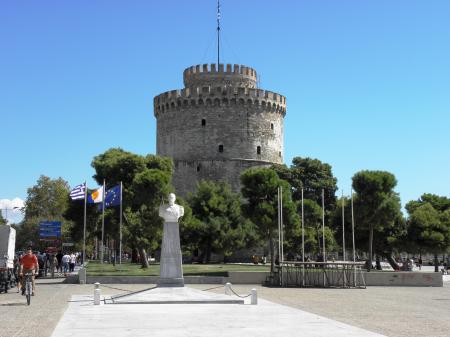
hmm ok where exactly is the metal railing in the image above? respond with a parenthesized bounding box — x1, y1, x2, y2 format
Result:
(266, 261, 366, 288)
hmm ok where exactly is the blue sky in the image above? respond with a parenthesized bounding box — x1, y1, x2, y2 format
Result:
(1, 0, 449, 222)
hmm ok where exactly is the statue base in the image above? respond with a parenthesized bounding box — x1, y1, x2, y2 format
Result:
(158, 221, 184, 288)
(157, 277, 185, 287)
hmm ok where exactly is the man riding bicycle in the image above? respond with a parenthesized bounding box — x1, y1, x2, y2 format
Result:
(19, 248, 39, 296)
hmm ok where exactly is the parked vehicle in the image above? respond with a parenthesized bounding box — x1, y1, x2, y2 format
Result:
(0, 225, 16, 293)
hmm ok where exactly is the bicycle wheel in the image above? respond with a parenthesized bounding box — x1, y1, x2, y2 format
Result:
(26, 281, 32, 305)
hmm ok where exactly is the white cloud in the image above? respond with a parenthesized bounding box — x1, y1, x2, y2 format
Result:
(0, 198, 25, 224)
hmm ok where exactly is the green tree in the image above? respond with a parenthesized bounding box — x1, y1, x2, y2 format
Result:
(185, 180, 256, 263)
(352, 170, 403, 271)
(330, 196, 405, 269)
(24, 175, 70, 221)
(299, 199, 337, 258)
(16, 175, 71, 250)
(90, 148, 173, 267)
(406, 194, 450, 272)
(241, 167, 299, 272)
(406, 194, 450, 214)
(274, 157, 338, 211)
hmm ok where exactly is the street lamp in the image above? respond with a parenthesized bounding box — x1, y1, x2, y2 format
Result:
(2, 206, 20, 225)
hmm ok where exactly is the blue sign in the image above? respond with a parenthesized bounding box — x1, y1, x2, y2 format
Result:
(39, 221, 62, 238)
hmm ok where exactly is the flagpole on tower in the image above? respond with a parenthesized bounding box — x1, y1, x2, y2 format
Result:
(119, 181, 123, 265)
(100, 179, 105, 264)
(217, 0, 221, 66)
(82, 181, 87, 266)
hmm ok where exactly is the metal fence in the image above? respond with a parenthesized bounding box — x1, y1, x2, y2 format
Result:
(266, 261, 366, 288)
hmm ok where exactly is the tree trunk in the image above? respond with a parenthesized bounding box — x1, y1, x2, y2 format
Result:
(131, 248, 138, 263)
(434, 254, 439, 273)
(139, 248, 149, 269)
(385, 254, 400, 270)
(375, 255, 382, 270)
(367, 225, 373, 272)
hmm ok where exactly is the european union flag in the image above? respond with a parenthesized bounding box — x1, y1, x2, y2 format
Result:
(98, 185, 121, 210)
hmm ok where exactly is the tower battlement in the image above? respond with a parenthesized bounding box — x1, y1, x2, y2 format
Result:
(154, 86, 286, 117)
(183, 63, 257, 88)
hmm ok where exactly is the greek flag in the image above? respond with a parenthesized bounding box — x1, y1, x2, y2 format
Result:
(70, 183, 86, 200)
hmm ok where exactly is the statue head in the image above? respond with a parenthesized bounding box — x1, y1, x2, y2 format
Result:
(168, 193, 176, 206)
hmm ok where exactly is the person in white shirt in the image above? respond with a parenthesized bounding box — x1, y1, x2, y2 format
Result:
(62, 253, 70, 276)
(69, 253, 76, 272)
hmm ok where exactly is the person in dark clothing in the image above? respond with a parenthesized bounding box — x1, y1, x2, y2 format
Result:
(56, 251, 63, 273)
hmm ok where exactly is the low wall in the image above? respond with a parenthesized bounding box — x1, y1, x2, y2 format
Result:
(83, 271, 442, 287)
(85, 275, 228, 284)
(363, 271, 442, 287)
(228, 271, 270, 284)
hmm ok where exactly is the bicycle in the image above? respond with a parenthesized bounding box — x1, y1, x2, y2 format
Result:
(22, 272, 33, 305)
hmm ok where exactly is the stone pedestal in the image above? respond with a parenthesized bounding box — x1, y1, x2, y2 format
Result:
(157, 221, 184, 287)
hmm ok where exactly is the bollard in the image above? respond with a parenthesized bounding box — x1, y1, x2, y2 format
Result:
(224, 282, 232, 295)
(94, 282, 101, 305)
(79, 267, 86, 285)
(250, 288, 257, 305)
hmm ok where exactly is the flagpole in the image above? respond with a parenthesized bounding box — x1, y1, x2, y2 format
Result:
(119, 181, 123, 265)
(351, 188, 356, 286)
(322, 189, 326, 261)
(100, 179, 105, 264)
(82, 181, 87, 266)
(280, 186, 284, 263)
(322, 188, 326, 287)
(301, 187, 305, 287)
(342, 190, 346, 262)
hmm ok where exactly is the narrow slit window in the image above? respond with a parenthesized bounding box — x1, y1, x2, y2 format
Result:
(201, 119, 206, 126)
(197, 165, 201, 172)
(257, 146, 261, 155)
(218, 144, 224, 153)
(270, 123, 274, 130)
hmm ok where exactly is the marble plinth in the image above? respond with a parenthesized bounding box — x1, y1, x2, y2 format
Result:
(158, 221, 184, 287)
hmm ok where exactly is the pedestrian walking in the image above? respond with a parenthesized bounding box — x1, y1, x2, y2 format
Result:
(56, 251, 63, 273)
(62, 253, 70, 276)
(69, 252, 76, 272)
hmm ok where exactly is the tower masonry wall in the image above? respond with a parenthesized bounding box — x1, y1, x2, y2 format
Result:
(154, 63, 287, 196)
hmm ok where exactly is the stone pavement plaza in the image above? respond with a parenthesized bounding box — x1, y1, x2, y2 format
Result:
(0, 278, 449, 337)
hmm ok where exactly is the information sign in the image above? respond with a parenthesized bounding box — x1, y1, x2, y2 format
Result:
(39, 221, 62, 239)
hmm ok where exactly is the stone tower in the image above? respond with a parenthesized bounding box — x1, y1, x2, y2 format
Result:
(153, 63, 286, 197)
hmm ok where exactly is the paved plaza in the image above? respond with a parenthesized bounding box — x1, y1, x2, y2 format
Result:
(0, 277, 449, 337)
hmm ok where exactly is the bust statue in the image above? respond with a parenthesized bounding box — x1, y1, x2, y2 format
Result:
(159, 193, 184, 223)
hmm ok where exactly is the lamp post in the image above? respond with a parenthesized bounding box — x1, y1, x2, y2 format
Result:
(2, 206, 20, 225)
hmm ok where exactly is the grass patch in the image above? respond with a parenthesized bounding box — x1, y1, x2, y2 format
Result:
(86, 260, 270, 276)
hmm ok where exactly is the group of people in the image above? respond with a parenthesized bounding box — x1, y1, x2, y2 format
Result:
(13, 248, 82, 296)
(58, 251, 79, 274)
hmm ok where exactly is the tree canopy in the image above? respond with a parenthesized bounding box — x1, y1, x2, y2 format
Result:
(89, 148, 174, 267)
(406, 194, 450, 271)
(184, 180, 256, 263)
(241, 167, 299, 271)
(16, 175, 71, 250)
(274, 157, 337, 211)
(352, 170, 403, 270)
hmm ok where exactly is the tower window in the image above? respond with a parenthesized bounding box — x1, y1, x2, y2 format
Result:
(257, 146, 261, 155)
(218, 144, 224, 153)
(279, 151, 282, 157)
(197, 165, 201, 172)
(201, 119, 206, 126)
(270, 123, 274, 130)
